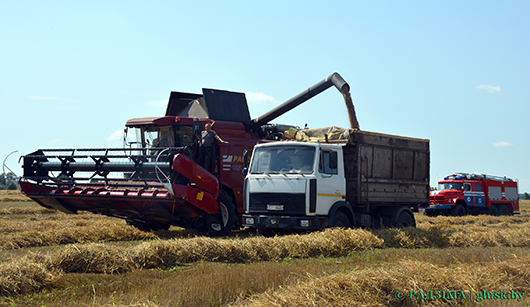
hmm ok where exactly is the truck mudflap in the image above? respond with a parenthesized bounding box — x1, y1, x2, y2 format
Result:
(242, 214, 322, 230)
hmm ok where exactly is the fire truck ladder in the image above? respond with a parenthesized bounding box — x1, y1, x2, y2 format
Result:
(455, 172, 514, 182)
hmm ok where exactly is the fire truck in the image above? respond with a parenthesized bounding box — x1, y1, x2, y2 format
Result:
(421, 173, 519, 216)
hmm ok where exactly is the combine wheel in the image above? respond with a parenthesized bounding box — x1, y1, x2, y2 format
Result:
(203, 191, 236, 236)
(488, 205, 499, 216)
(330, 211, 351, 228)
(451, 204, 466, 217)
(498, 205, 511, 216)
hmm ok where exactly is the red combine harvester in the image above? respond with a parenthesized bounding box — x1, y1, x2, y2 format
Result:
(18, 73, 351, 236)
(421, 173, 520, 216)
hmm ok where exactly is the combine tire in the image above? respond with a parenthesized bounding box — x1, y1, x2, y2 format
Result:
(451, 204, 466, 217)
(203, 191, 236, 236)
(330, 211, 351, 228)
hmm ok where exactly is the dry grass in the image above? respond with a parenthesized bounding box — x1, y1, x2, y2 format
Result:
(0, 192, 529, 306)
(0, 219, 158, 250)
(0, 253, 61, 296)
(234, 258, 530, 307)
(0, 190, 30, 202)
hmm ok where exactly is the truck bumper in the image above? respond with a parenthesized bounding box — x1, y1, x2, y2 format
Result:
(420, 205, 452, 210)
(242, 214, 321, 230)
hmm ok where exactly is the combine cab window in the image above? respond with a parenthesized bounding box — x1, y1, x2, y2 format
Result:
(129, 125, 194, 149)
(141, 126, 175, 149)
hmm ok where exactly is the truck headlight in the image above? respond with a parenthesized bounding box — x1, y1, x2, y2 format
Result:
(245, 217, 254, 225)
(300, 220, 310, 227)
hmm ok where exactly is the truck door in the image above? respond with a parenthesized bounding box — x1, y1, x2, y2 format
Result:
(474, 183, 485, 207)
(315, 149, 345, 215)
(463, 183, 474, 208)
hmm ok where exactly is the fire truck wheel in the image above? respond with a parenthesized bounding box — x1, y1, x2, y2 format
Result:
(488, 205, 499, 216)
(203, 192, 236, 237)
(330, 211, 351, 228)
(498, 205, 511, 216)
(451, 204, 466, 217)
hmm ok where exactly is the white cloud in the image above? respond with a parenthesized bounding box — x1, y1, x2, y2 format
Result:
(492, 141, 514, 148)
(245, 92, 279, 105)
(476, 84, 502, 93)
(108, 130, 124, 142)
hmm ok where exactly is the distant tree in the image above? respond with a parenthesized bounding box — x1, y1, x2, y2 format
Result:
(524, 192, 530, 200)
(0, 172, 18, 190)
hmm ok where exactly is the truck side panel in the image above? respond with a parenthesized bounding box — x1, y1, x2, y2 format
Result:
(344, 131, 430, 210)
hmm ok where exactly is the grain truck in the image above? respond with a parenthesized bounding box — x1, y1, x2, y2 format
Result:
(242, 129, 430, 231)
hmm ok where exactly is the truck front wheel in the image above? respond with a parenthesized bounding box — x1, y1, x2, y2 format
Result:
(451, 204, 466, 217)
(330, 211, 351, 228)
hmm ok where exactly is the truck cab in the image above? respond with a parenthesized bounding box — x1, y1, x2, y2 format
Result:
(243, 142, 347, 230)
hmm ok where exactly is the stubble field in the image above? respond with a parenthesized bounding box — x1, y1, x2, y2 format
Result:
(1, 190, 529, 306)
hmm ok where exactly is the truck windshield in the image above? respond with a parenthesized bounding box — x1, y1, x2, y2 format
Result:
(250, 146, 316, 174)
(438, 182, 464, 190)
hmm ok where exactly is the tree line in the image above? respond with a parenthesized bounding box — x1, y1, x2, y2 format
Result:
(0, 172, 19, 190)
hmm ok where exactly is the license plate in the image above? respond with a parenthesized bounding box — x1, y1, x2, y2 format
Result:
(267, 204, 284, 211)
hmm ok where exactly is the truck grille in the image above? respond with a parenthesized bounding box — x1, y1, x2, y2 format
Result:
(430, 195, 445, 204)
(249, 193, 306, 215)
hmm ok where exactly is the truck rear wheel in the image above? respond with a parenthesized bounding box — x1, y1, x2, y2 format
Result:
(330, 211, 351, 228)
(498, 205, 511, 216)
(203, 191, 236, 236)
(451, 204, 466, 217)
(393, 208, 416, 228)
(488, 205, 498, 216)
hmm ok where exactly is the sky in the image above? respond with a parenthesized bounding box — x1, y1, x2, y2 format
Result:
(1, 1, 529, 192)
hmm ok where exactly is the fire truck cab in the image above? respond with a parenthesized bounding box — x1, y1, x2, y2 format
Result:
(421, 173, 519, 216)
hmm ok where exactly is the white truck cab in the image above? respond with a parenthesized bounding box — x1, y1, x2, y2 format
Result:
(243, 141, 349, 230)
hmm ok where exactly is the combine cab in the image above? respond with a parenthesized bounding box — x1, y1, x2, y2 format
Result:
(18, 73, 352, 235)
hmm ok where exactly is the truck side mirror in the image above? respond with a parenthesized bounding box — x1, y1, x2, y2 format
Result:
(242, 149, 250, 176)
(329, 151, 338, 169)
